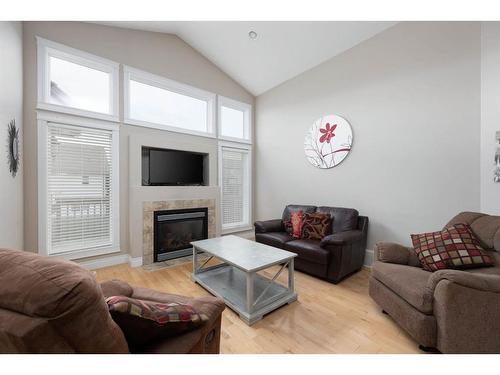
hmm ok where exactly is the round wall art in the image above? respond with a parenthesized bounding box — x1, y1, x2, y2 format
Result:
(304, 114, 353, 169)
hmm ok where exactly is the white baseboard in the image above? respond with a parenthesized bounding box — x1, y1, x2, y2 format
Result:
(78, 254, 129, 270)
(128, 256, 143, 267)
(364, 249, 374, 267)
(78, 254, 143, 270)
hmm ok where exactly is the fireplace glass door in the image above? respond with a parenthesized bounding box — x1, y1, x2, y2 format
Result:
(154, 208, 208, 262)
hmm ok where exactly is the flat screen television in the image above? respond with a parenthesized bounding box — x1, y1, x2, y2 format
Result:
(142, 147, 207, 186)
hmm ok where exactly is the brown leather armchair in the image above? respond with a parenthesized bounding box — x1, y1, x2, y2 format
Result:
(0, 249, 225, 354)
(369, 212, 500, 353)
(255, 204, 369, 283)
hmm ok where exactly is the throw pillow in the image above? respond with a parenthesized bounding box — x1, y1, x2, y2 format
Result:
(106, 295, 208, 349)
(289, 211, 304, 238)
(411, 223, 494, 272)
(301, 212, 332, 240)
(284, 210, 304, 238)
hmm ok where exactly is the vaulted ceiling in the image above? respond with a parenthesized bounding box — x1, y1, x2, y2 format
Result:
(97, 21, 396, 96)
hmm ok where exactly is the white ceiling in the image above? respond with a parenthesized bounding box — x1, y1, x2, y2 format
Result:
(97, 21, 397, 96)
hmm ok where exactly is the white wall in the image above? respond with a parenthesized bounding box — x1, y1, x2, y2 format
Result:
(481, 22, 500, 215)
(22, 22, 254, 255)
(255, 22, 481, 252)
(0, 22, 23, 249)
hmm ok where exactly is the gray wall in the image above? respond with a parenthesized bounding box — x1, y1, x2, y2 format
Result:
(255, 22, 481, 252)
(22, 22, 254, 254)
(480, 22, 500, 215)
(0, 21, 23, 249)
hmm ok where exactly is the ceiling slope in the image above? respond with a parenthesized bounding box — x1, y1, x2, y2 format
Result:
(97, 21, 397, 95)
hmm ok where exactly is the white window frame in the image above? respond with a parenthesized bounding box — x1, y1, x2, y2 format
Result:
(36, 37, 120, 122)
(217, 96, 252, 144)
(123, 66, 217, 138)
(218, 141, 253, 234)
(37, 111, 121, 260)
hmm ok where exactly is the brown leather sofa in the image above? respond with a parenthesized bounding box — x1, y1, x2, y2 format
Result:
(369, 212, 500, 353)
(255, 204, 369, 283)
(0, 248, 225, 354)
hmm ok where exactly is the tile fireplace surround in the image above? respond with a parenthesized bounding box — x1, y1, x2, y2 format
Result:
(142, 199, 216, 265)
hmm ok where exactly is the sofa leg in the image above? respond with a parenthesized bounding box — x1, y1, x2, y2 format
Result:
(418, 345, 440, 354)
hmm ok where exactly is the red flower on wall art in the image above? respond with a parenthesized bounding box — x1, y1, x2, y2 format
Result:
(304, 115, 353, 169)
(319, 123, 337, 143)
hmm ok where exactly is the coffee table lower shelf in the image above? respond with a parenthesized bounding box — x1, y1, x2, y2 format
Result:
(193, 264, 297, 325)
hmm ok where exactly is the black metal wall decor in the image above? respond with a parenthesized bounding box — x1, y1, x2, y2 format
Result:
(6, 119, 20, 178)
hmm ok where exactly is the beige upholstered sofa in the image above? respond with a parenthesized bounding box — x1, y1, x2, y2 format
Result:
(369, 212, 500, 353)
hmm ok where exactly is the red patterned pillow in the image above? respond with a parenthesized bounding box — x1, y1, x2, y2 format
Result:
(289, 211, 304, 238)
(301, 212, 332, 240)
(411, 223, 494, 272)
(284, 211, 304, 238)
(106, 296, 207, 349)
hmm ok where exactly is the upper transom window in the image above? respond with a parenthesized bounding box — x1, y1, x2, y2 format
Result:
(218, 96, 252, 143)
(37, 37, 119, 120)
(124, 66, 216, 137)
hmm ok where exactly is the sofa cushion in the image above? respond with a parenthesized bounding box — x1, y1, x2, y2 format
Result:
(282, 204, 317, 222)
(316, 206, 358, 234)
(301, 212, 332, 240)
(371, 261, 434, 314)
(255, 232, 294, 249)
(294, 258, 328, 279)
(284, 239, 329, 264)
(445, 212, 500, 252)
(106, 295, 207, 350)
(466, 251, 500, 276)
(411, 224, 494, 272)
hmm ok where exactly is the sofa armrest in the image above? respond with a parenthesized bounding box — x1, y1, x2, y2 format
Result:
(126, 287, 224, 354)
(427, 269, 500, 294)
(431, 270, 500, 353)
(254, 219, 283, 233)
(320, 230, 364, 247)
(131, 287, 226, 320)
(100, 279, 133, 298)
(374, 242, 420, 266)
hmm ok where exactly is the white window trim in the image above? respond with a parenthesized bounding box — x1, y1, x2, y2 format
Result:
(36, 36, 120, 122)
(217, 95, 252, 144)
(37, 110, 121, 260)
(218, 141, 253, 234)
(123, 65, 217, 139)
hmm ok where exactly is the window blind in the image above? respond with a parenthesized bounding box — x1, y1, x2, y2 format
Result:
(46, 123, 114, 254)
(221, 147, 248, 228)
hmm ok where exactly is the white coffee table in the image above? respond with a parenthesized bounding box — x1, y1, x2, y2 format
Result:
(191, 235, 297, 326)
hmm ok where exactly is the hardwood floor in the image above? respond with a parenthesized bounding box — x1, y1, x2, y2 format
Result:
(95, 262, 420, 354)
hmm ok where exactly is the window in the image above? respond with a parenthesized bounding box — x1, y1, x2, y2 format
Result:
(218, 96, 252, 142)
(124, 66, 216, 137)
(218, 98, 252, 233)
(37, 37, 119, 120)
(38, 119, 119, 259)
(219, 142, 252, 233)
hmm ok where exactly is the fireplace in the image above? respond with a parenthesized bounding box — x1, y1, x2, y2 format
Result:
(154, 207, 208, 262)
